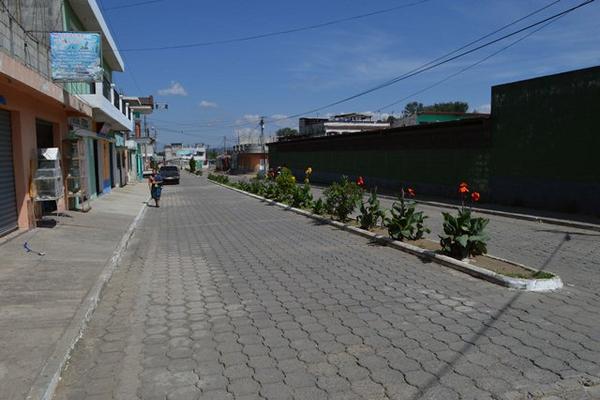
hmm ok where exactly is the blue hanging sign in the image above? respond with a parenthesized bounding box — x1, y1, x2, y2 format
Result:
(50, 32, 103, 82)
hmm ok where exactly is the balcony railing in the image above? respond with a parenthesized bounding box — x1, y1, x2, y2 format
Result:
(102, 77, 111, 100)
(113, 88, 120, 108)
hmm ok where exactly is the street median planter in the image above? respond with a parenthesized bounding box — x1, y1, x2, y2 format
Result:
(209, 179, 563, 292)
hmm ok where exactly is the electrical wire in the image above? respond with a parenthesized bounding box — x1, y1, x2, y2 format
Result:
(377, 10, 573, 112)
(271, 0, 594, 124)
(120, 0, 434, 52)
(146, 0, 595, 142)
(144, 0, 576, 132)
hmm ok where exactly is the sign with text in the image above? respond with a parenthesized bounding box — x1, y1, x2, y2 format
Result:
(50, 32, 102, 82)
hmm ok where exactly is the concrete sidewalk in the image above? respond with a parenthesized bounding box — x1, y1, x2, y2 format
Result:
(0, 183, 149, 400)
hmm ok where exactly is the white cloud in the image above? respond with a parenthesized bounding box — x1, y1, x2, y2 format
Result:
(234, 127, 260, 144)
(475, 104, 491, 114)
(158, 81, 188, 96)
(270, 114, 292, 128)
(199, 100, 218, 108)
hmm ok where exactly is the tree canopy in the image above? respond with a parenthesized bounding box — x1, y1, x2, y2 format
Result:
(404, 101, 469, 116)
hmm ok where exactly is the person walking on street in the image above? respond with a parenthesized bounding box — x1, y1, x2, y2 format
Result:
(148, 168, 164, 207)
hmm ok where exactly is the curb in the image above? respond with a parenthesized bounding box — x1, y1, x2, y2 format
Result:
(26, 198, 150, 400)
(211, 181, 563, 292)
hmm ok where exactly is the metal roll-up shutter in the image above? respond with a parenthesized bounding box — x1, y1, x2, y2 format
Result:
(0, 109, 18, 236)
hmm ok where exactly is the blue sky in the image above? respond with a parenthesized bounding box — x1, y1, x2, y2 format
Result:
(99, 0, 600, 148)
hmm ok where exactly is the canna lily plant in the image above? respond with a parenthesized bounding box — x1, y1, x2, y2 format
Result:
(357, 188, 386, 230)
(384, 187, 430, 241)
(439, 182, 489, 259)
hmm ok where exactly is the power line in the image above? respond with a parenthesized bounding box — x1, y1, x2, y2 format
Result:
(377, 10, 573, 112)
(144, 0, 594, 137)
(140, 0, 573, 132)
(265, 0, 594, 124)
(120, 0, 434, 52)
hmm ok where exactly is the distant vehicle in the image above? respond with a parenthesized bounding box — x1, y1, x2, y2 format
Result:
(159, 165, 180, 184)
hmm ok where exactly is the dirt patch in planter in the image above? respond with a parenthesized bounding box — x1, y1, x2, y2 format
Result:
(408, 239, 548, 279)
(348, 223, 551, 280)
(470, 255, 553, 279)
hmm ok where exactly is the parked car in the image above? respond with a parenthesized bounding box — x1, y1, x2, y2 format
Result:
(159, 165, 180, 184)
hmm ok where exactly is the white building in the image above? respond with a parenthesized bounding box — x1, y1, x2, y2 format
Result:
(299, 113, 390, 137)
(164, 143, 207, 169)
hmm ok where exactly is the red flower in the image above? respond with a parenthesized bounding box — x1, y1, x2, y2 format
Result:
(356, 176, 365, 187)
(471, 192, 481, 202)
(406, 187, 416, 197)
(458, 185, 469, 194)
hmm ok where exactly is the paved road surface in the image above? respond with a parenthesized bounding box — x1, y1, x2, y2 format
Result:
(54, 175, 600, 399)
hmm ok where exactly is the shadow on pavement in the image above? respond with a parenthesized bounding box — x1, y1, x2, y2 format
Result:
(411, 233, 571, 399)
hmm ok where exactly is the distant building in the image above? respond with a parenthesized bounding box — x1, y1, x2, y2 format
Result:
(299, 113, 390, 137)
(232, 143, 266, 173)
(391, 111, 488, 128)
(164, 143, 207, 169)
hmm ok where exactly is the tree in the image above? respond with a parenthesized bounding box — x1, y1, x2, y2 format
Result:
(403, 101, 424, 116)
(423, 101, 469, 113)
(189, 157, 196, 172)
(276, 127, 299, 138)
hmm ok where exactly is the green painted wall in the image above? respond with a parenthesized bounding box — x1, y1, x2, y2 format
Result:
(490, 66, 600, 214)
(63, 1, 113, 95)
(270, 67, 600, 215)
(270, 148, 490, 195)
(86, 137, 97, 199)
(417, 114, 465, 124)
(270, 119, 492, 197)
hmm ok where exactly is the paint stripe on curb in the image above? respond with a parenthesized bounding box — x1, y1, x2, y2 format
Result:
(211, 181, 563, 292)
(26, 198, 150, 400)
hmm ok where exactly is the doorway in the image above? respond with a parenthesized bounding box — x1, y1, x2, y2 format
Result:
(92, 140, 101, 195)
(35, 119, 54, 149)
(0, 110, 17, 236)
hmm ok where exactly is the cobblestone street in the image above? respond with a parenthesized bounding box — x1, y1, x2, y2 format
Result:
(54, 175, 600, 400)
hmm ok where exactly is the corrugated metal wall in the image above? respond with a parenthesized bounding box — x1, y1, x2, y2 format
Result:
(0, 109, 18, 235)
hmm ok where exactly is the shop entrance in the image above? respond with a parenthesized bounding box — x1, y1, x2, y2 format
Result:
(35, 119, 56, 214)
(35, 119, 54, 149)
(92, 140, 101, 195)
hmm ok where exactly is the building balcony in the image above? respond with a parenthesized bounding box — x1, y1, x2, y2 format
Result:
(78, 81, 133, 131)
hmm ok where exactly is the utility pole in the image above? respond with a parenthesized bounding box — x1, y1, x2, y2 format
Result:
(223, 135, 226, 155)
(260, 116, 266, 173)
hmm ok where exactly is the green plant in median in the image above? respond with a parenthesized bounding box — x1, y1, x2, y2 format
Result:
(249, 179, 267, 196)
(207, 173, 230, 185)
(290, 167, 314, 208)
(264, 182, 279, 199)
(385, 188, 430, 241)
(439, 182, 489, 259)
(312, 198, 326, 215)
(357, 189, 386, 230)
(323, 176, 363, 221)
(273, 167, 297, 204)
(291, 182, 313, 208)
(189, 157, 196, 173)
